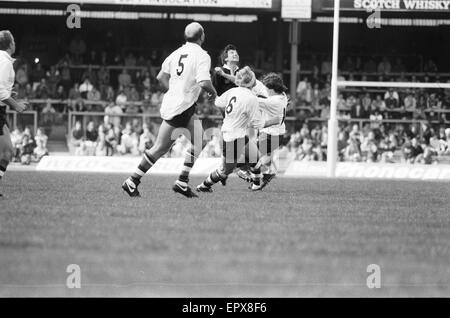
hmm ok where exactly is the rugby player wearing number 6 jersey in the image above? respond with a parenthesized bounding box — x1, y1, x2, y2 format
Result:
(122, 22, 217, 198)
(196, 66, 281, 193)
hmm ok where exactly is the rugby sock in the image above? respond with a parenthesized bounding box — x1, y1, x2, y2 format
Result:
(178, 148, 197, 184)
(0, 166, 5, 179)
(131, 152, 156, 183)
(0, 161, 7, 180)
(203, 169, 225, 188)
(250, 166, 262, 186)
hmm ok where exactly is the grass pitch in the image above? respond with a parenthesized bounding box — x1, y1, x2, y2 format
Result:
(0, 171, 449, 297)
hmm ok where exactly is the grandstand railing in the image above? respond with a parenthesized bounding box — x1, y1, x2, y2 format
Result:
(6, 110, 38, 133)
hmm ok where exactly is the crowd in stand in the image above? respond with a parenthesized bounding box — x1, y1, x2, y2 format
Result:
(9, 127, 49, 165)
(9, 42, 450, 164)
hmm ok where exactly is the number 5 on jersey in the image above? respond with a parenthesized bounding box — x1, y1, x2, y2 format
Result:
(176, 54, 188, 76)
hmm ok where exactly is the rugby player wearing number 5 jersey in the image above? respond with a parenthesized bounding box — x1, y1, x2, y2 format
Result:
(0, 30, 28, 197)
(122, 22, 217, 198)
(196, 66, 281, 193)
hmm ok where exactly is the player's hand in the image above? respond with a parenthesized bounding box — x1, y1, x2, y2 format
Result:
(13, 101, 28, 113)
(214, 67, 225, 77)
(11, 91, 18, 99)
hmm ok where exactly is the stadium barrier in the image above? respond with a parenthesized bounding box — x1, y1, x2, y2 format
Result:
(34, 155, 450, 181)
(6, 110, 38, 132)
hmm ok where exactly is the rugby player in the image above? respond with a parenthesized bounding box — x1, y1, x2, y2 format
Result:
(212, 44, 240, 96)
(122, 22, 217, 198)
(0, 30, 28, 197)
(196, 66, 281, 193)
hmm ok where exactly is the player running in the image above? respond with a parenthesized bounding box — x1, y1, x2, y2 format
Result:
(0, 30, 27, 197)
(122, 22, 217, 198)
(196, 66, 281, 193)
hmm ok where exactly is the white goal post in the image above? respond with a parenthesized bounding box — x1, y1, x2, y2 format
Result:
(326, 0, 450, 177)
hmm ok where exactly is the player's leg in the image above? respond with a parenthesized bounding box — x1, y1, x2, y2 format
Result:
(171, 114, 208, 198)
(122, 120, 176, 197)
(0, 124, 14, 197)
(245, 139, 263, 191)
(197, 137, 246, 192)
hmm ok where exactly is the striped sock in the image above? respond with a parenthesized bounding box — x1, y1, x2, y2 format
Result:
(178, 148, 197, 183)
(250, 166, 262, 186)
(203, 169, 225, 187)
(0, 164, 6, 179)
(131, 152, 156, 183)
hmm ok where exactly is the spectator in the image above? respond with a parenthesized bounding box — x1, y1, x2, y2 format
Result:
(84, 121, 99, 156)
(377, 57, 392, 74)
(87, 86, 101, 102)
(402, 137, 423, 163)
(19, 134, 35, 165)
(70, 121, 84, 155)
(68, 83, 84, 111)
(79, 78, 93, 99)
(118, 68, 132, 87)
(35, 78, 50, 99)
(34, 128, 49, 161)
(115, 90, 128, 108)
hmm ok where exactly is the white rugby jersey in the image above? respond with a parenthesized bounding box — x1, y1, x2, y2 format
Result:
(215, 87, 263, 142)
(258, 92, 287, 136)
(0, 50, 15, 101)
(252, 79, 269, 98)
(160, 42, 211, 120)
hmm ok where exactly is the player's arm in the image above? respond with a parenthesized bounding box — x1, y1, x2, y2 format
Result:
(214, 92, 227, 109)
(0, 62, 27, 112)
(0, 97, 28, 113)
(214, 67, 236, 84)
(156, 54, 172, 92)
(249, 99, 281, 129)
(197, 54, 217, 101)
(156, 70, 170, 92)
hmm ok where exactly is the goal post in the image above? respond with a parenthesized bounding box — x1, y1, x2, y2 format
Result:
(327, 0, 341, 177)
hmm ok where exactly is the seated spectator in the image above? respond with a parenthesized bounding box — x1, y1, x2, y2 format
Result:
(68, 83, 84, 111)
(59, 61, 72, 91)
(379, 133, 398, 163)
(71, 121, 85, 155)
(35, 78, 51, 99)
(385, 89, 399, 110)
(296, 137, 317, 161)
(361, 131, 379, 162)
(344, 134, 362, 162)
(124, 53, 137, 67)
(377, 57, 392, 74)
(117, 122, 139, 155)
(34, 128, 49, 161)
(87, 86, 101, 102)
(104, 102, 123, 128)
(30, 63, 45, 84)
(403, 90, 417, 111)
(79, 78, 93, 99)
(115, 90, 128, 108)
(392, 57, 406, 73)
(402, 137, 423, 163)
(84, 121, 99, 156)
(118, 68, 132, 87)
(138, 123, 156, 153)
(296, 77, 309, 99)
(97, 66, 110, 86)
(10, 128, 23, 162)
(46, 65, 61, 95)
(19, 134, 35, 165)
(342, 56, 355, 72)
(15, 64, 29, 87)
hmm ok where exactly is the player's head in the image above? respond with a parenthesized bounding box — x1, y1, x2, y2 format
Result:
(235, 66, 256, 89)
(262, 73, 287, 94)
(220, 44, 239, 65)
(0, 30, 15, 55)
(184, 22, 205, 45)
